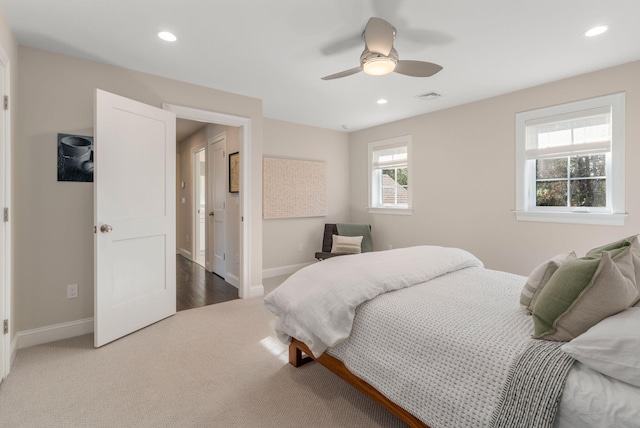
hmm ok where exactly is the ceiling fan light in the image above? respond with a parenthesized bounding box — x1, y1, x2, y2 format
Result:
(363, 57, 397, 76)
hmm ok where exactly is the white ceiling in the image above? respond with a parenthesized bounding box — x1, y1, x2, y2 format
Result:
(2, 0, 640, 132)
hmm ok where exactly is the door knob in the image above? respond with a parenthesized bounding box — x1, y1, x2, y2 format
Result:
(209, 212, 214, 216)
(100, 224, 113, 233)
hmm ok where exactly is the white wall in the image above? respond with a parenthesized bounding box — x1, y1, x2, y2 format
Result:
(14, 46, 263, 333)
(262, 118, 350, 274)
(348, 60, 640, 276)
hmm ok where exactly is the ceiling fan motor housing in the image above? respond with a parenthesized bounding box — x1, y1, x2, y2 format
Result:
(361, 48, 399, 76)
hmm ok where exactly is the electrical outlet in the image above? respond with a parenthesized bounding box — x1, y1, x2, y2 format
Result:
(297, 243, 303, 252)
(387, 244, 393, 250)
(67, 284, 78, 299)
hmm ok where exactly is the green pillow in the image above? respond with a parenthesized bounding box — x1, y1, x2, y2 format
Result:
(587, 235, 640, 306)
(586, 234, 639, 256)
(533, 244, 639, 341)
(519, 251, 576, 315)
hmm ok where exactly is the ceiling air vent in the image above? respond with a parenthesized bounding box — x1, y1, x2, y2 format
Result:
(417, 91, 442, 101)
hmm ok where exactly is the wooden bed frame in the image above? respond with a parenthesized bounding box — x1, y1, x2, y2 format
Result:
(289, 338, 429, 428)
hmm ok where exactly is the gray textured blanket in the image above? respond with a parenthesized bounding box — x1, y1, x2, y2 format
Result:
(491, 340, 575, 428)
(327, 267, 574, 428)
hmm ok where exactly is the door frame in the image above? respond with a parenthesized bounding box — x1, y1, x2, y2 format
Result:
(163, 104, 253, 299)
(0, 41, 12, 380)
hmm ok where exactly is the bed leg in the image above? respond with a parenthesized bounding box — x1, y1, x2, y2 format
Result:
(289, 340, 313, 367)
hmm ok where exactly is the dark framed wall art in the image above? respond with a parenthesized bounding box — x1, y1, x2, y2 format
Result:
(57, 133, 94, 182)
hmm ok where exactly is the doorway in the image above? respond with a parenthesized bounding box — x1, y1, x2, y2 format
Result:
(175, 121, 240, 310)
(178, 128, 230, 280)
(193, 147, 206, 268)
(166, 103, 257, 298)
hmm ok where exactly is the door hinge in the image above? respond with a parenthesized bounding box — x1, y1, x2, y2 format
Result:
(3, 207, 8, 222)
(223, 253, 226, 261)
(3, 319, 8, 334)
(3, 95, 8, 111)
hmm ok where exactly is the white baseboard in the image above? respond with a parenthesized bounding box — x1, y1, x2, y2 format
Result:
(226, 272, 240, 288)
(262, 262, 314, 279)
(247, 284, 264, 298)
(18, 318, 94, 349)
(178, 248, 192, 259)
(10, 334, 18, 368)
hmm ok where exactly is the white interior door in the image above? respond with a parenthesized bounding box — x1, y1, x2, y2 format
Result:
(94, 89, 176, 348)
(207, 135, 226, 278)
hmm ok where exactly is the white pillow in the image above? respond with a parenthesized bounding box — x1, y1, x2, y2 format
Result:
(561, 307, 640, 386)
(331, 235, 363, 254)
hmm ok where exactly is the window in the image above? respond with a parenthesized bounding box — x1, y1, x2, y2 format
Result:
(368, 136, 412, 215)
(515, 93, 625, 225)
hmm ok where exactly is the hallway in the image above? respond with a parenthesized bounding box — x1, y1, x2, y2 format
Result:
(176, 255, 238, 311)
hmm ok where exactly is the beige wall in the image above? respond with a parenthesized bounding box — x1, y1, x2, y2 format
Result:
(176, 124, 241, 283)
(15, 46, 263, 332)
(262, 118, 350, 272)
(0, 10, 17, 345)
(349, 60, 640, 276)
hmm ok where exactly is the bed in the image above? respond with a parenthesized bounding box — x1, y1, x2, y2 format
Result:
(264, 244, 640, 428)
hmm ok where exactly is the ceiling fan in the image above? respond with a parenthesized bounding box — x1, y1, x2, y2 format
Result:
(321, 17, 443, 80)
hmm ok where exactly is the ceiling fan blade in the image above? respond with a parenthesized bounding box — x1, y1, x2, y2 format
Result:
(320, 33, 364, 56)
(394, 60, 443, 77)
(363, 17, 394, 55)
(321, 67, 363, 80)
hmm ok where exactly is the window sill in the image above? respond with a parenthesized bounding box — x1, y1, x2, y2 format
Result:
(368, 207, 413, 216)
(514, 210, 627, 226)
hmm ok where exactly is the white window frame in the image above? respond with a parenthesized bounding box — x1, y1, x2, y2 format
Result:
(368, 135, 413, 215)
(515, 93, 626, 226)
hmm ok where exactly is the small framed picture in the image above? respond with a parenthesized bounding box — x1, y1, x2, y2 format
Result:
(57, 133, 94, 182)
(229, 151, 239, 193)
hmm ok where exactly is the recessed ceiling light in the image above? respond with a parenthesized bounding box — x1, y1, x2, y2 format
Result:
(158, 31, 177, 42)
(377, 99, 388, 105)
(584, 25, 608, 37)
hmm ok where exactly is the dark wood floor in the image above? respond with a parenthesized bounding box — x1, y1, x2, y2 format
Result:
(176, 254, 239, 312)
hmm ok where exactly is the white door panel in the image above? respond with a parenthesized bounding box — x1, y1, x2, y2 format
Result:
(208, 136, 226, 278)
(94, 89, 176, 348)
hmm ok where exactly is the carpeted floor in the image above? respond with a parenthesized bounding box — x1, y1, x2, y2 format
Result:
(0, 280, 407, 428)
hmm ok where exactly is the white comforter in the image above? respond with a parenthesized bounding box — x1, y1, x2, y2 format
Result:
(263, 246, 483, 357)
